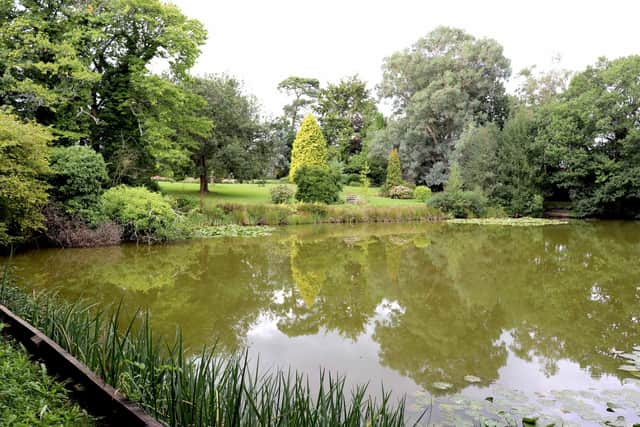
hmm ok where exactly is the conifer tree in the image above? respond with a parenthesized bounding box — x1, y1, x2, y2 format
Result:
(384, 148, 403, 192)
(289, 114, 328, 182)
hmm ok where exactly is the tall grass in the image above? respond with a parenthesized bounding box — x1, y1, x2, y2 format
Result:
(0, 268, 414, 426)
(192, 203, 445, 227)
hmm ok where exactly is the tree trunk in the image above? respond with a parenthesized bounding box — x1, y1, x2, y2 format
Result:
(199, 155, 208, 193)
(199, 174, 208, 193)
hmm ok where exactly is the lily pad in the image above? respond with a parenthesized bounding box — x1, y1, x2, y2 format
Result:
(464, 375, 482, 383)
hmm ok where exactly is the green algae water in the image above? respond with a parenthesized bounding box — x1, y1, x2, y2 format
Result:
(6, 221, 640, 425)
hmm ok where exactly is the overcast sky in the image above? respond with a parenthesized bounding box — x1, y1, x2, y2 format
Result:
(171, 0, 640, 117)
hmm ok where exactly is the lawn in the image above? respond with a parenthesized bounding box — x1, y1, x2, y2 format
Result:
(159, 182, 425, 207)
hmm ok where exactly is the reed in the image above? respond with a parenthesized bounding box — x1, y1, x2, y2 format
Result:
(0, 268, 414, 426)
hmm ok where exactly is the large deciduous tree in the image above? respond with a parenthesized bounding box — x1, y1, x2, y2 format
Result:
(0, 0, 207, 185)
(186, 74, 262, 193)
(314, 76, 379, 162)
(537, 56, 640, 218)
(374, 26, 511, 187)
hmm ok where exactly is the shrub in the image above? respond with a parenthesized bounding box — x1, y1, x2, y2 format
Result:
(172, 196, 200, 213)
(294, 165, 342, 204)
(270, 185, 295, 204)
(101, 186, 191, 243)
(43, 205, 121, 248)
(48, 146, 108, 222)
(289, 114, 328, 182)
(427, 190, 488, 218)
(388, 185, 413, 199)
(413, 186, 432, 202)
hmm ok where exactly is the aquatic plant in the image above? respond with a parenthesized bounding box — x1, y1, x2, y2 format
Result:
(0, 269, 411, 426)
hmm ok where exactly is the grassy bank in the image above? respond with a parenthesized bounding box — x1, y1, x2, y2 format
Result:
(162, 182, 443, 227)
(160, 182, 424, 207)
(0, 270, 411, 426)
(0, 327, 90, 426)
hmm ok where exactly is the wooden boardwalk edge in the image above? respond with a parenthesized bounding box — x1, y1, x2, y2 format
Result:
(0, 304, 163, 427)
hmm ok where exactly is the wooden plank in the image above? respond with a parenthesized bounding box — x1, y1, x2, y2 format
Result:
(0, 304, 163, 427)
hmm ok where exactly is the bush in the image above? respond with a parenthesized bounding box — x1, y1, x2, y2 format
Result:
(48, 146, 108, 222)
(0, 111, 51, 245)
(294, 165, 342, 204)
(172, 196, 200, 213)
(270, 185, 295, 204)
(388, 185, 413, 199)
(413, 186, 432, 202)
(43, 205, 121, 248)
(101, 186, 191, 243)
(427, 190, 488, 218)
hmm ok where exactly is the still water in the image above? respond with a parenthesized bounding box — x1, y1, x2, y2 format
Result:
(7, 222, 640, 425)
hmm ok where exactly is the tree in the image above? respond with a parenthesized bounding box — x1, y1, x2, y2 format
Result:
(375, 27, 511, 186)
(314, 76, 379, 162)
(493, 108, 544, 216)
(384, 149, 404, 192)
(516, 61, 572, 107)
(0, 0, 207, 185)
(278, 77, 320, 130)
(289, 114, 328, 182)
(0, 111, 51, 245)
(453, 123, 500, 193)
(537, 56, 640, 218)
(186, 74, 262, 192)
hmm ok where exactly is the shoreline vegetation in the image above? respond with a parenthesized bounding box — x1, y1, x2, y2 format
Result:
(0, 325, 91, 425)
(0, 270, 412, 427)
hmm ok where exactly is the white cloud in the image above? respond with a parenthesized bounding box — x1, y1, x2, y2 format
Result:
(171, 0, 640, 116)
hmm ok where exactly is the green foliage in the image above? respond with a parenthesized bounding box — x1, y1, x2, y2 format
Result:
(0, 111, 51, 245)
(492, 108, 544, 217)
(0, 330, 89, 425)
(428, 191, 488, 218)
(384, 149, 404, 193)
(314, 76, 379, 162)
(289, 114, 329, 182)
(445, 163, 463, 193)
(388, 185, 413, 199)
(536, 56, 640, 218)
(375, 26, 511, 185)
(270, 185, 295, 204)
(454, 123, 499, 193)
(0, 0, 207, 185)
(186, 74, 263, 191)
(294, 165, 343, 204)
(48, 146, 108, 221)
(413, 186, 432, 202)
(100, 186, 191, 243)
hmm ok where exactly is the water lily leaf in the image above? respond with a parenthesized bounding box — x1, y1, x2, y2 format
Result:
(432, 382, 453, 390)
(522, 416, 538, 425)
(464, 375, 482, 383)
(618, 365, 640, 372)
(485, 396, 494, 403)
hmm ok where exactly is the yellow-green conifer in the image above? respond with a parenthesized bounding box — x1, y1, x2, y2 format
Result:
(288, 114, 328, 182)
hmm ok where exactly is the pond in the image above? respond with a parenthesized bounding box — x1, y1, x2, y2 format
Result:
(6, 222, 640, 426)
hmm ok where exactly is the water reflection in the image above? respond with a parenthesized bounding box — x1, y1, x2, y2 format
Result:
(7, 221, 640, 422)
